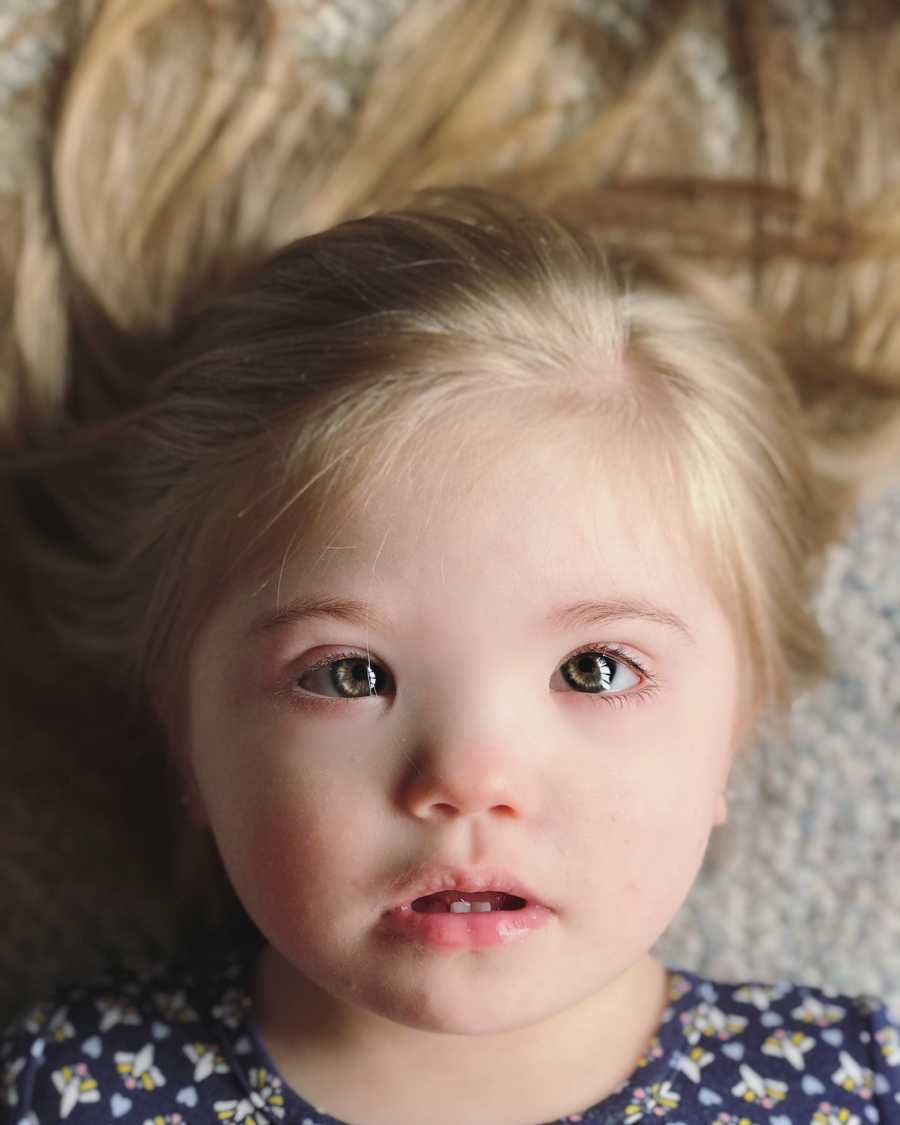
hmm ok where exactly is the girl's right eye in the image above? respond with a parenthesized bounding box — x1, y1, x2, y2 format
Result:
(295, 651, 393, 700)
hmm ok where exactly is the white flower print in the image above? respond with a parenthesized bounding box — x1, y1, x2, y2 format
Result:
(50, 1062, 101, 1119)
(212, 988, 251, 1030)
(730, 1063, 788, 1108)
(875, 1024, 900, 1067)
(624, 1079, 680, 1121)
(733, 983, 791, 1011)
(668, 974, 693, 1003)
(2, 1056, 25, 1107)
(214, 1095, 268, 1123)
(761, 1026, 816, 1069)
(22, 1003, 55, 1036)
(183, 1041, 232, 1083)
(154, 990, 201, 1024)
(44, 1008, 76, 1045)
(830, 1050, 875, 1099)
(792, 996, 847, 1027)
(248, 1066, 286, 1120)
(96, 995, 143, 1033)
(674, 1044, 715, 1083)
(811, 1103, 862, 1125)
(681, 1002, 748, 1043)
(115, 1042, 166, 1092)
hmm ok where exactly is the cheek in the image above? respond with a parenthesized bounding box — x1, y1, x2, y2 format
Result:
(208, 764, 381, 940)
(564, 720, 725, 929)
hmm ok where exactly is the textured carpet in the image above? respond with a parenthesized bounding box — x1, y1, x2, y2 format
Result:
(657, 480, 900, 1013)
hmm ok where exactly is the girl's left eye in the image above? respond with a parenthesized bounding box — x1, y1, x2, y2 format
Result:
(555, 644, 659, 710)
(286, 644, 659, 711)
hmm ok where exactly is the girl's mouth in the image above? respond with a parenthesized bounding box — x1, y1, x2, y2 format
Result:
(382, 890, 550, 949)
(411, 891, 528, 913)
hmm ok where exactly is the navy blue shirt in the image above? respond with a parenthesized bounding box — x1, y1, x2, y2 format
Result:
(3, 928, 900, 1124)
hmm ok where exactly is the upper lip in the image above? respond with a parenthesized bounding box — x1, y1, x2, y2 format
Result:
(387, 865, 545, 911)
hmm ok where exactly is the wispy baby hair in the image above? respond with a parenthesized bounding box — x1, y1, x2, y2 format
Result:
(4, 186, 841, 761)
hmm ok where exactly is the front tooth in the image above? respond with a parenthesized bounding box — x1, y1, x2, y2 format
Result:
(450, 900, 471, 913)
(471, 901, 491, 912)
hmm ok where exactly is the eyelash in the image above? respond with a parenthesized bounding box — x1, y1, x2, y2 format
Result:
(282, 643, 660, 712)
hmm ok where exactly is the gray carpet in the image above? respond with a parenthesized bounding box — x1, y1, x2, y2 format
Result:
(656, 480, 900, 1013)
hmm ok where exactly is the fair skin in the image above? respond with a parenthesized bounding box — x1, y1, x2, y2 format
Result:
(183, 396, 754, 1125)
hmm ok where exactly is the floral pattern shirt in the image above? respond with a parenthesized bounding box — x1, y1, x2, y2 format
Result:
(3, 929, 900, 1125)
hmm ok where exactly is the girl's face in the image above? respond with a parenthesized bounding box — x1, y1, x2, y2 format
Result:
(186, 400, 747, 1039)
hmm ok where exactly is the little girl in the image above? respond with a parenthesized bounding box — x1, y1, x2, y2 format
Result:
(2, 184, 900, 1125)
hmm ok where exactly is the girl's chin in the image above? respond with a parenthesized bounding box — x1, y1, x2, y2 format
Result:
(257, 945, 575, 1037)
(342, 989, 567, 1038)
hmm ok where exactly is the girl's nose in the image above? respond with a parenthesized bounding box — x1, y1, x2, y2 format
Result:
(397, 741, 540, 821)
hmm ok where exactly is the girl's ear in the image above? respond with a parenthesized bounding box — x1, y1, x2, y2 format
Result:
(148, 672, 211, 831)
(181, 774, 211, 831)
(713, 791, 729, 827)
(172, 739, 211, 831)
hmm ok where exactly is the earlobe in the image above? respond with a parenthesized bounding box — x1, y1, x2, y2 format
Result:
(713, 791, 729, 826)
(175, 752, 210, 830)
(146, 674, 209, 828)
(182, 785, 211, 830)
(186, 792, 212, 828)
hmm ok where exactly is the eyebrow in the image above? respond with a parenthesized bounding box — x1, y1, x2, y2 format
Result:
(247, 595, 696, 647)
(248, 596, 392, 637)
(548, 598, 696, 646)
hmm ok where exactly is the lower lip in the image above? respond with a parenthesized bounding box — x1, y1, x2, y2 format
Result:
(381, 903, 553, 950)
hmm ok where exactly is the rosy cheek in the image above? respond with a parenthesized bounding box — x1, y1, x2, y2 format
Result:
(229, 818, 320, 935)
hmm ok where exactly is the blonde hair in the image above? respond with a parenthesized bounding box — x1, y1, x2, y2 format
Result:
(2, 0, 899, 964)
(5, 185, 836, 737)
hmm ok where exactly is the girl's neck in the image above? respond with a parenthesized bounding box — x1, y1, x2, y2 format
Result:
(250, 948, 670, 1125)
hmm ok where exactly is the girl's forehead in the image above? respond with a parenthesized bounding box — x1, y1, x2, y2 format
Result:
(267, 410, 693, 601)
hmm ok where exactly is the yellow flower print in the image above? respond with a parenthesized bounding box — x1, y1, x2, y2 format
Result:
(713, 1114, 759, 1124)
(730, 1063, 787, 1108)
(811, 1103, 862, 1125)
(761, 1026, 816, 1070)
(247, 1067, 286, 1119)
(44, 1008, 76, 1045)
(213, 1070, 286, 1124)
(22, 1002, 55, 1036)
(681, 1003, 748, 1043)
(623, 1079, 680, 1122)
(791, 996, 847, 1027)
(212, 988, 251, 1030)
(668, 974, 692, 1003)
(635, 1034, 665, 1069)
(674, 1044, 715, 1083)
(183, 1041, 232, 1083)
(875, 1024, 900, 1066)
(830, 1050, 875, 1099)
(96, 996, 143, 1033)
(213, 1095, 266, 1124)
(733, 984, 791, 1011)
(153, 990, 201, 1024)
(50, 1062, 101, 1119)
(3, 1056, 26, 1107)
(115, 1043, 166, 1092)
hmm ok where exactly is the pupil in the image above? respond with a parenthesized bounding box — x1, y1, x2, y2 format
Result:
(341, 658, 378, 695)
(563, 652, 613, 694)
